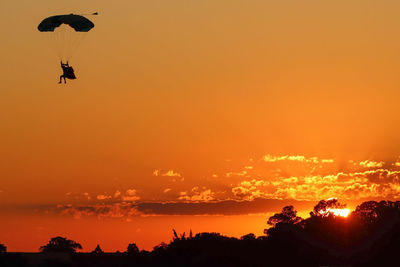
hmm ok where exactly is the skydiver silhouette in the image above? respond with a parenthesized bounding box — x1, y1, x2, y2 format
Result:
(59, 61, 76, 84)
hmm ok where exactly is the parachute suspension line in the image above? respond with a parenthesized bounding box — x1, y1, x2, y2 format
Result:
(44, 31, 57, 60)
(53, 30, 60, 60)
(66, 33, 87, 61)
(64, 25, 72, 61)
(55, 25, 67, 61)
(58, 27, 63, 60)
(51, 24, 83, 62)
(65, 26, 72, 60)
(60, 26, 66, 61)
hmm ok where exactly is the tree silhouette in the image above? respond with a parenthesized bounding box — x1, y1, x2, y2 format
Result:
(353, 200, 400, 224)
(264, 205, 303, 236)
(240, 233, 256, 241)
(126, 243, 139, 254)
(92, 244, 104, 254)
(267, 205, 303, 227)
(152, 242, 168, 256)
(172, 229, 187, 241)
(39, 236, 82, 253)
(0, 243, 6, 253)
(310, 198, 346, 217)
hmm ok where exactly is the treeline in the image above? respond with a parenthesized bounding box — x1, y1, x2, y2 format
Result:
(1, 199, 400, 266)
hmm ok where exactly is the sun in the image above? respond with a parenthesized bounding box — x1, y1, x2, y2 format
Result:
(326, 208, 350, 217)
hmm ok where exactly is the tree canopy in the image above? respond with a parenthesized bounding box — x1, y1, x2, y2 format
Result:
(39, 236, 82, 253)
(126, 243, 139, 254)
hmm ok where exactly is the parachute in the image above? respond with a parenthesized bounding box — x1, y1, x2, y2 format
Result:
(38, 13, 97, 61)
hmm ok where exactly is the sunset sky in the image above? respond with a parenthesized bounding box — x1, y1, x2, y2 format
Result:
(1, 0, 400, 252)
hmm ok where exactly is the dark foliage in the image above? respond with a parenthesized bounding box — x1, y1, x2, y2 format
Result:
(91, 244, 103, 254)
(1, 200, 400, 266)
(39, 236, 82, 253)
(0, 243, 6, 253)
(126, 243, 139, 254)
(310, 198, 347, 217)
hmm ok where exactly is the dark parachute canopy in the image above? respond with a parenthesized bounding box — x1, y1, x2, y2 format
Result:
(38, 14, 95, 32)
(38, 13, 97, 60)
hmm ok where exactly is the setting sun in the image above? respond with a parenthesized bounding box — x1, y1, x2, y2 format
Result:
(325, 208, 350, 217)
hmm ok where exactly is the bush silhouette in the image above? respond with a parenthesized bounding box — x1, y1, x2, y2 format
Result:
(0, 243, 6, 253)
(91, 244, 104, 254)
(40, 236, 82, 253)
(126, 242, 139, 254)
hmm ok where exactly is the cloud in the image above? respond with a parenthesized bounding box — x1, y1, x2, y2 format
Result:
(56, 203, 140, 219)
(122, 189, 140, 202)
(65, 192, 93, 201)
(226, 171, 248, 177)
(230, 169, 400, 201)
(232, 186, 261, 201)
(97, 194, 112, 200)
(262, 154, 334, 164)
(163, 170, 181, 177)
(53, 199, 315, 217)
(63, 189, 142, 204)
(49, 156, 400, 218)
(178, 188, 215, 202)
(172, 177, 185, 182)
(114, 190, 121, 198)
(359, 160, 384, 168)
(231, 180, 269, 201)
(126, 189, 138, 195)
(153, 169, 182, 178)
(136, 199, 314, 216)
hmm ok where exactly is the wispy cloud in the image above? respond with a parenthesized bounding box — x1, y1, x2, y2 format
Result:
(232, 180, 268, 201)
(178, 187, 215, 202)
(153, 169, 182, 178)
(230, 169, 400, 201)
(135, 199, 314, 216)
(122, 189, 140, 202)
(359, 160, 384, 168)
(53, 199, 314, 217)
(226, 171, 248, 177)
(114, 190, 121, 198)
(263, 154, 334, 164)
(97, 194, 112, 200)
(44, 155, 400, 218)
(56, 203, 140, 219)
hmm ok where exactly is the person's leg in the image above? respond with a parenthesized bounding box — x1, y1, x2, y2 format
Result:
(64, 76, 67, 84)
(59, 75, 63, 84)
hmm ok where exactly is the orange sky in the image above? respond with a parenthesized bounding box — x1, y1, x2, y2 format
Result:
(1, 0, 400, 252)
